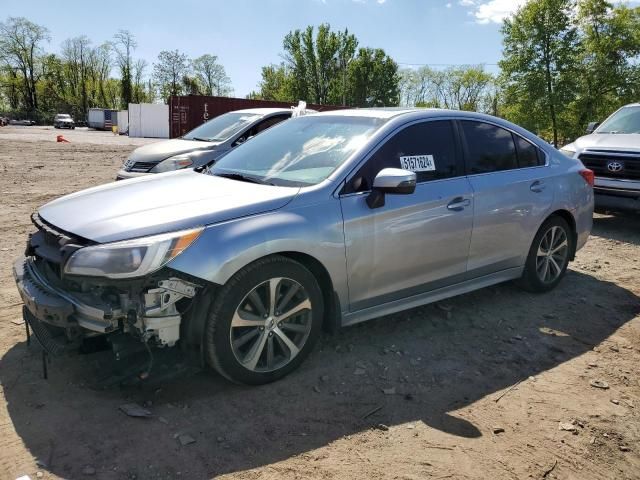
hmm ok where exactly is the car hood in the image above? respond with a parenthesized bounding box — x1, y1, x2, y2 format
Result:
(38, 170, 299, 243)
(574, 133, 640, 152)
(127, 139, 221, 164)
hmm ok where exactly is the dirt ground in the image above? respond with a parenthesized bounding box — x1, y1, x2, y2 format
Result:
(0, 127, 639, 480)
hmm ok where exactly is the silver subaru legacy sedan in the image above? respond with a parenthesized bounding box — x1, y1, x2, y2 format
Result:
(13, 109, 594, 385)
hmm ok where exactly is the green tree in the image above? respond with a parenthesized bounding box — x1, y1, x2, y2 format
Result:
(336, 29, 358, 105)
(153, 49, 189, 102)
(400, 65, 495, 112)
(0, 17, 50, 119)
(61, 35, 92, 119)
(112, 30, 136, 109)
(258, 63, 293, 101)
(500, 0, 579, 146)
(281, 25, 360, 104)
(260, 24, 399, 107)
(570, 0, 640, 135)
(192, 54, 232, 96)
(348, 47, 399, 107)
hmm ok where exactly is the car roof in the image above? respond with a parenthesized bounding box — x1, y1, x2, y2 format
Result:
(312, 107, 506, 122)
(231, 108, 293, 115)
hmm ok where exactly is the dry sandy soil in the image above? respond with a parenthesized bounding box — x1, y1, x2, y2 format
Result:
(0, 127, 638, 480)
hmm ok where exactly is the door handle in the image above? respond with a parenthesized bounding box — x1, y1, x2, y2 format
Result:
(447, 197, 471, 211)
(530, 180, 546, 193)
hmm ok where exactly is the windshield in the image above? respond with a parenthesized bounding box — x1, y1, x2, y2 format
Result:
(210, 115, 385, 187)
(596, 106, 640, 134)
(183, 112, 260, 141)
(56, 114, 71, 119)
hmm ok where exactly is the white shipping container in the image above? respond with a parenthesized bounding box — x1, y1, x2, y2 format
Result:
(117, 110, 129, 134)
(87, 108, 105, 129)
(128, 103, 169, 138)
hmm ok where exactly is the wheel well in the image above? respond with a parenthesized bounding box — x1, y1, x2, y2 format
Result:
(275, 252, 341, 333)
(547, 209, 577, 260)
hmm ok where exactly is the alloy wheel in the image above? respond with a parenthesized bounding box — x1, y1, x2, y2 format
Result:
(229, 277, 312, 372)
(536, 225, 569, 284)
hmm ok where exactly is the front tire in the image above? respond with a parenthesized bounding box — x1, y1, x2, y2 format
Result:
(204, 256, 324, 385)
(517, 216, 572, 293)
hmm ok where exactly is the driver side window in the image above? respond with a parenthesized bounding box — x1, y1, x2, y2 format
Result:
(345, 120, 459, 193)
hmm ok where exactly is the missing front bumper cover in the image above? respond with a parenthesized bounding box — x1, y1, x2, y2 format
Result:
(13, 256, 199, 349)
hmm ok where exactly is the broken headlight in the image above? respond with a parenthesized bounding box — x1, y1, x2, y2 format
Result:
(64, 227, 203, 279)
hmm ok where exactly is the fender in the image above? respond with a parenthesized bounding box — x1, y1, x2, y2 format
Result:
(167, 198, 350, 317)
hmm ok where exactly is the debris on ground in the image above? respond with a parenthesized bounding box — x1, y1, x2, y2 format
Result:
(374, 424, 389, 431)
(361, 405, 383, 419)
(177, 434, 196, 446)
(492, 427, 505, 434)
(119, 403, 152, 418)
(589, 380, 610, 390)
(542, 460, 558, 478)
(559, 422, 577, 433)
(382, 387, 396, 395)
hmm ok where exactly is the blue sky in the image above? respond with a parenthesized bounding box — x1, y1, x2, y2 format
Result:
(2, 0, 635, 96)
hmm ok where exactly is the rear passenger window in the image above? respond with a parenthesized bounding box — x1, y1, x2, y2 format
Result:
(346, 120, 458, 193)
(514, 135, 542, 167)
(461, 121, 518, 174)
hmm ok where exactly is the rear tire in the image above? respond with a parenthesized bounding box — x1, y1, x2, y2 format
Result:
(204, 255, 323, 385)
(517, 216, 572, 293)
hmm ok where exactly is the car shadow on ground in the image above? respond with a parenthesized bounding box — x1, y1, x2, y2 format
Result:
(1, 270, 638, 479)
(592, 212, 640, 246)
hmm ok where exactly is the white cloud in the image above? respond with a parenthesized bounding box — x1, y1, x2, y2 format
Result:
(459, 0, 526, 24)
(446, 2, 452, 8)
(461, 0, 639, 25)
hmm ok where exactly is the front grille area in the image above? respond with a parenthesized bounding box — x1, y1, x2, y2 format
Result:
(579, 151, 640, 180)
(128, 161, 156, 172)
(28, 214, 92, 280)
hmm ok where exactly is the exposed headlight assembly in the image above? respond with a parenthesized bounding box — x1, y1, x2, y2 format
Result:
(150, 154, 194, 173)
(64, 227, 203, 279)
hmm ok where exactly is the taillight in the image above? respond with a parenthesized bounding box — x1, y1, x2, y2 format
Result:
(579, 169, 594, 187)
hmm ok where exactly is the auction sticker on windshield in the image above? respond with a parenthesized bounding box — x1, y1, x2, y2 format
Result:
(400, 155, 435, 172)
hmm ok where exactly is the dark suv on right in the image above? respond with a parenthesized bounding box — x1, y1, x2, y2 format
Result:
(561, 103, 640, 212)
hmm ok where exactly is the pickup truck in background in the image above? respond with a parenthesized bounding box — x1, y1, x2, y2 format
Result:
(561, 103, 640, 213)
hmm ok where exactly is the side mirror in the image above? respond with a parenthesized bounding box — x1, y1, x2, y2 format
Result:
(366, 168, 417, 209)
(586, 122, 600, 134)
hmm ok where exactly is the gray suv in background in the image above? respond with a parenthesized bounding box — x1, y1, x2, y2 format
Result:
(115, 108, 295, 180)
(54, 114, 75, 129)
(14, 109, 593, 385)
(561, 103, 640, 212)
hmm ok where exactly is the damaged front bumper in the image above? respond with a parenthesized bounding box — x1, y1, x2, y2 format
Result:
(13, 256, 199, 354)
(14, 257, 121, 333)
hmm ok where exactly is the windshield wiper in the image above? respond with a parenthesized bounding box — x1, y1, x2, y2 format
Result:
(190, 137, 211, 142)
(213, 172, 273, 185)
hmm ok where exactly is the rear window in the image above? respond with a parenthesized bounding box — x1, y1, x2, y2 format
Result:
(462, 121, 518, 174)
(514, 135, 543, 167)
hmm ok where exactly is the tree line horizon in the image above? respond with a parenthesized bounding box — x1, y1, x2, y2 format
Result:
(1, 0, 639, 145)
